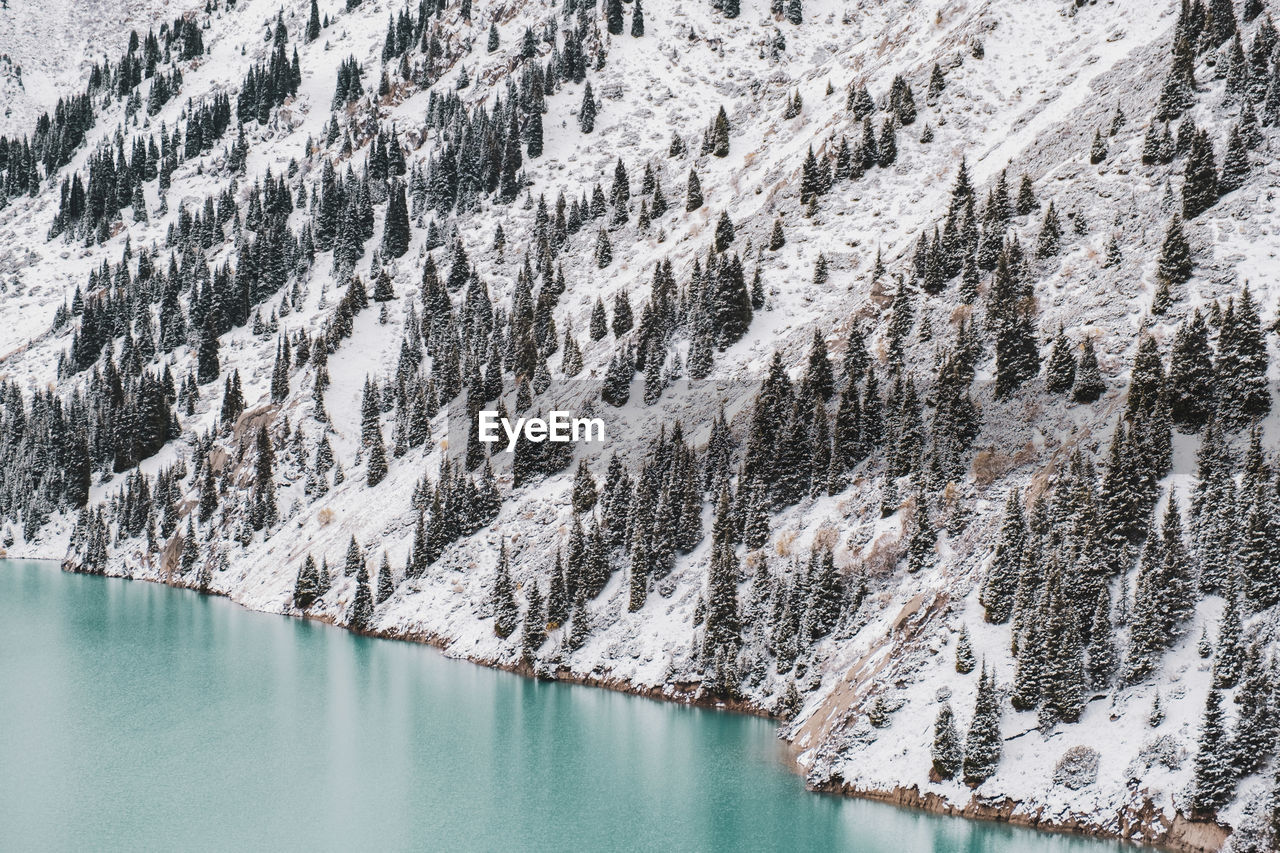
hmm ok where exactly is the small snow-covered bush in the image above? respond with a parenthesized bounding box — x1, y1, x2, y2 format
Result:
(1225, 784, 1279, 853)
(1053, 746, 1099, 790)
(1125, 735, 1185, 781)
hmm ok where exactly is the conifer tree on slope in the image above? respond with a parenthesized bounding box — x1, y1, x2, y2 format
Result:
(520, 581, 546, 662)
(955, 625, 976, 674)
(1157, 215, 1193, 286)
(1070, 337, 1105, 404)
(1211, 575, 1244, 689)
(1038, 569, 1086, 723)
(932, 703, 963, 780)
(294, 554, 319, 609)
(306, 0, 321, 42)
(1215, 287, 1270, 430)
(990, 252, 1039, 398)
(380, 180, 410, 258)
(1182, 131, 1219, 219)
(491, 541, 519, 639)
(349, 558, 374, 633)
(606, 0, 624, 35)
(980, 489, 1025, 623)
(376, 552, 394, 604)
(702, 487, 741, 688)
(1085, 586, 1117, 689)
(1044, 328, 1076, 394)
(579, 83, 596, 133)
(963, 665, 1002, 785)
(1168, 309, 1215, 431)
(1231, 641, 1278, 775)
(1190, 688, 1237, 816)
(252, 426, 277, 530)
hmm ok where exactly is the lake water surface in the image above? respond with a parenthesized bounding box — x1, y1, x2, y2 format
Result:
(0, 559, 1135, 851)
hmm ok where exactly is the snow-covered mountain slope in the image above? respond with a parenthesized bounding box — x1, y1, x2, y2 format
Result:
(0, 0, 176, 136)
(3, 0, 1280, 850)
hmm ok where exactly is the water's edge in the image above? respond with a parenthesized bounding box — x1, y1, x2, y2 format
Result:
(54, 556, 1223, 853)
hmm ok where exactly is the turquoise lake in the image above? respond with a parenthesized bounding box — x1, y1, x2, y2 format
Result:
(0, 559, 1136, 852)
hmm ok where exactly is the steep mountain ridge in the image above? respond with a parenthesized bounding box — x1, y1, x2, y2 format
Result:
(1, 0, 1278, 850)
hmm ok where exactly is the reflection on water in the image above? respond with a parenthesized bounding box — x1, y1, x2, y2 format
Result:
(0, 561, 1133, 852)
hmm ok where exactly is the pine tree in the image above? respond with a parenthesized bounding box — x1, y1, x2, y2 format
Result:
(963, 665, 1002, 785)
(1036, 202, 1063, 258)
(804, 329, 834, 401)
(1016, 174, 1037, 215)
(1090, 128, 1108, 164)
(376, 552, 394, 603)
(1085, 586, 1117, 688)
(702, 491, 742, 689)
(547, 554, 569, 628)
(990, 252, 1039, 398)
(1169, 309, 1215, 431)
(686, 170, 703, 211)
(491, 541, 518, 638)
(306, 0, 321, 42)
(1158, 494, 1196, 632)
(595, 229, 613, 268)
(955, 625, 976, 674)
(579, 83, 596, 133)
(710, 106, 730, 157)
(1211, 577, 1244, 689)
(349, 558, 374, 632)
(1157, 215, 1193, 285)
(197, 314, 220, 384)
(380, 180, 410, 258)
(980, 489, 1025, 623)
(612, 289, 633, 336)
(631, 0, 645, 37)
(1215, 286, 1270, 430)
(606, 0, 624, 35)
(811, 252, 830, 285)
(877, 118, 897, 167)
(906, 497, 937, 573)
(805, 546, 844, 640)
(1045, 328, 1077, 394)
(784, 0, 802, 25)
(1190, 689, 1237, 816)
(769, 218, 785, 250)
(521, 581, 546, 661)
(711, 254, 752, 346)
(1231, 641, 1277, 775)
(927, 63, 947, 101)
(590, 298, 608, 340)
(367, 430, 388, 486)
(932, 703, 963, 780)
(1104, 234, 1122, 268)
(714, 211, 735, 252)
(571, 458, 598, 513)
(1149, 691, 1166, 728)
(252, 426, 277, 530)
(344, 536, 363, 578)
(1219, 127, 1250, 194)
(293, 554, 319, 609)
(1070, 337, 1105, 404)
(1040, 572, 1086, 724)
(1183, 131, 1219, 219)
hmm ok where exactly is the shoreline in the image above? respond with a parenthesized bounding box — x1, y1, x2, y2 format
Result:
(33, 555, 1229, 853)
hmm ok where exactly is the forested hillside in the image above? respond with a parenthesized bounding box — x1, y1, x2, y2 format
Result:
(1, 0, 1279, 849)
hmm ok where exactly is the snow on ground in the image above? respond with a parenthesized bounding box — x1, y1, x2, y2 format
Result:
(4, 0, 1278, 848)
